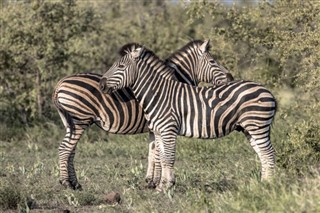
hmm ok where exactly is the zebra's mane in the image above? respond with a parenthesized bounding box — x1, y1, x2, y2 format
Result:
(119, 43, 164, 63)
(165, 40, 211, 63)
(119, 43, 143, 56)
(119, 43, 177, 80)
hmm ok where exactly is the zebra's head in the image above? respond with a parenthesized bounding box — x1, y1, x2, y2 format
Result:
(196, 40, 234, 85)
(166, 40, 234, 86)
(100, 43, 144, 94)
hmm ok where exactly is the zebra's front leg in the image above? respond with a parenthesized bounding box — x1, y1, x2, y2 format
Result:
(59, 126, 84, 190)
(154, 132, 177, 192)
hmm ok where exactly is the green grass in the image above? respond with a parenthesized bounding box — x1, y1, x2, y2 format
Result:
(1, 119, 319, 213)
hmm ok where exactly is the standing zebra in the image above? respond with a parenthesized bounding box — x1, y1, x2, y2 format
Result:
(99, 44, 277, 191)
(146, 40, 233, 187)
(52, 40, 232, 190)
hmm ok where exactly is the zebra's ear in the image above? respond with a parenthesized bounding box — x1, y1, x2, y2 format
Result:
(199, 39, 210, 53)
(131, 47, 144, 59)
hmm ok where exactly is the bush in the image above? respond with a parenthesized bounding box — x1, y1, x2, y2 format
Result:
(0, 184, 22, 210)
(277, 121, 320, 176)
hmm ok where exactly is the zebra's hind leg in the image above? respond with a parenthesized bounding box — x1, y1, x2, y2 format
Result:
(245, 127, 276, 181)
(152, 148, 162, 187)
(67, 148, 82, 190)
(145, 142, 162, 188)
(59, 124, 85, 190)
(154, 132, 177, 192)
(145, 141, 156, 188)
(145, 132, 162, 188)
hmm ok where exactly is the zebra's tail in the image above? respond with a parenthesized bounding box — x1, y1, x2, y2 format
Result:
(271, 94, 278, 127)
(52, 77, 75, 137)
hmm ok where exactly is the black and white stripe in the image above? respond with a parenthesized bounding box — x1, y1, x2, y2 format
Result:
(165, 40, 233, 86)
(52, 40, 232, 190)
(100, 44, 277, 191)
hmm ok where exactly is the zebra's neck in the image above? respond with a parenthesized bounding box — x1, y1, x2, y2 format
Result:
(131, 54, 179, 116)
(141, 52, 176, 81)
(166, 56, 198, 86)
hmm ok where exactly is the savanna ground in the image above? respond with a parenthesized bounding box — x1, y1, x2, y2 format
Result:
(1, 88, 320, 212)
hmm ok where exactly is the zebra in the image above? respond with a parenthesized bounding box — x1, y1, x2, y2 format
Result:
(146, 40, 234, 187)
(99, 43, 277, 191)
(52, 40, 233, 190)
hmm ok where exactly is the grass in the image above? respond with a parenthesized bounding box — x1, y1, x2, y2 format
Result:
(0, 118, 319, 213)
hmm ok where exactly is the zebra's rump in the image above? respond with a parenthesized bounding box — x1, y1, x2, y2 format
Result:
(52, 73, 148, 134)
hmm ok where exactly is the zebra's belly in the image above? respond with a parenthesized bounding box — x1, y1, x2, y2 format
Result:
(95, 114, 149, 134)
(178, 121, 236, 139)
(178, 128, 233, 139)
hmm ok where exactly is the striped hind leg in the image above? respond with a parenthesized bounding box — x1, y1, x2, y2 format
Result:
(244, 125, 275, 181)
(145, 142, 160, 187)
(154, 132, 177, 191)
(145, 132, 162, 188)
(59, 124, 85, 190)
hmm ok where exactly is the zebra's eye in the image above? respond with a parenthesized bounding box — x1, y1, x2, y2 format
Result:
(208, 59, 216, 64)
(118, 64, 125, 69)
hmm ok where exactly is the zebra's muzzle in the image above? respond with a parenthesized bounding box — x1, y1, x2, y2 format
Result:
(99, 77, 113, 94)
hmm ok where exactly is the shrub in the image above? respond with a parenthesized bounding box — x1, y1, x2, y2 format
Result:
(0, 184, 22, 210)
(277, 121, 320, 176)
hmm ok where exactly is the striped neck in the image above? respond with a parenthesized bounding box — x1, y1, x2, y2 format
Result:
(166, 60, 197, 86)
(131, 52, 176, 114)
(141, 51, 176, 81)
(165, 44, 199, 86)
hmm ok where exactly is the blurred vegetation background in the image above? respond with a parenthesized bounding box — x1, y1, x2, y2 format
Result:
(0, 0, 319, 191)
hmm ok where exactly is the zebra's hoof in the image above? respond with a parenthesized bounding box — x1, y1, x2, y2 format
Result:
(145, 176, 152, 183)
(153, 178, 161, 187)
(145, 177, 156, 189)
(60, 180, 73, 189)
(147, 181, 157, 189)
(72, 182, 83, 191)
(60, 180, 82, 191)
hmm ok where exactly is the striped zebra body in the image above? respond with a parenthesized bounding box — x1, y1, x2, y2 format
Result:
(52, 73, 149, 190)
(171, 81, 275, 139)
(146, 40, 233, 187)
(53, 72, 148, 134)
(53, 40, 232, 190)
(100, 44, 277, 191)
(53, 71, 176, 190)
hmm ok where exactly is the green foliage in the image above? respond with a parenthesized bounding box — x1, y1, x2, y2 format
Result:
(278, 121, 320, 175)
(0, 0, 196, 124)
(187, 0, 320, 89)
(0, 0, 100, 124)
(0, 183, 22, 210)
